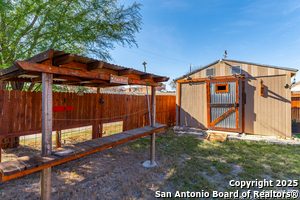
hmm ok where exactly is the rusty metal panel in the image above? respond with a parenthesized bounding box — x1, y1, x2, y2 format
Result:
(210, 82, 236, 104)
(210, 81, 237, 128)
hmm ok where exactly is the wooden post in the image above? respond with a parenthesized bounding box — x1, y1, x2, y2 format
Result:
(56, 130, 61, 148)
(41, 72, 53, 200)
(150, 86, 156, 165)
(151, 86, 156, 128)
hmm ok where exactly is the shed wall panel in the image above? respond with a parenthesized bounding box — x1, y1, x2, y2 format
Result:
(180, 82, 207, 128)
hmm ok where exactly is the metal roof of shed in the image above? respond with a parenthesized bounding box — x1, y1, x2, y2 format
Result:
(174, 58, 298, 81)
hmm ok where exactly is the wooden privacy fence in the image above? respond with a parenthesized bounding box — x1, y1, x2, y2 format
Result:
(0, 90, 176, 143)
(292, 94, 300, 121)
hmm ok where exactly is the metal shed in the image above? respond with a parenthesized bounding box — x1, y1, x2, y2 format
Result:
(174, 59, 298, 137)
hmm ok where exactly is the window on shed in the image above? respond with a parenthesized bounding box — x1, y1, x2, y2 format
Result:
(206, 68, 215, 77)
(215, 83, 229, 93)
(231, 65, 241, 75)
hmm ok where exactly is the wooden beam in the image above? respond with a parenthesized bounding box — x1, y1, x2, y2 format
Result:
(16, 61, 163, 87)
(42, 73, 53, 156)
(1, 125, 166, 182)
(87, 61, 104, 71)
(25, 49, 54, 63)
(118, 68, 133, 76)
(41, 167, 51, 200)
(53, 54, 74, 66)
(4, 77, 31, 83)
(41, 72, 53, 200)
(151, 86, 156, 127)
(0, 65, 19, 76)
(150, 86, 156, 166)
(154, 77, 169, 82)
(210, 107, 235, 126)
(56, 131, 61, 148)
(28, 83, 35, 91)
(33, 77, 42, 83)
(141, 74, 154, 80)
(84, 79, 108, 84)
(54, 76, 83, 82)
(17, 61, 110, 81)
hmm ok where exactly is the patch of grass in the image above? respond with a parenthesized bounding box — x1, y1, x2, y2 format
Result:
(129, 131, 300, 192)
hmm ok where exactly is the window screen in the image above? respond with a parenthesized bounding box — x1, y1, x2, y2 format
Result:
(206, 68, 215, 77)
(231, 65, 241, 75)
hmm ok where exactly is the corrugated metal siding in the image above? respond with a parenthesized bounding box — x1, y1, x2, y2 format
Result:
(211, 107, 236, 128)
(210, 81, 237, 129)
(210, 82, 236, 103)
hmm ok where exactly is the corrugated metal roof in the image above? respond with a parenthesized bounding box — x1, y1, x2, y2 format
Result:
(174, 58, 298, 81)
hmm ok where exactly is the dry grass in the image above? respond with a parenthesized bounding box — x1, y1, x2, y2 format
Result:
(1, 129, 300, 200)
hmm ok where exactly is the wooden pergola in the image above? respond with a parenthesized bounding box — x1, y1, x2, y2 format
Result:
(0, 49, 169, 200)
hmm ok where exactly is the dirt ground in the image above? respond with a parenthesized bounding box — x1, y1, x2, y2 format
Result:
(0, 131, 172, 200)
(1, 129, 300, 200)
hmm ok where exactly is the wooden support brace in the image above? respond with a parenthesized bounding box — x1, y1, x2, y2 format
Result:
(56, 131, 61, 148)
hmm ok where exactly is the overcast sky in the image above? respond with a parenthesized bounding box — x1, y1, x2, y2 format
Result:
(110, 0, 300, 90)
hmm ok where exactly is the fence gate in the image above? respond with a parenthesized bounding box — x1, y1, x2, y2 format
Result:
(206, 78, 240, 132)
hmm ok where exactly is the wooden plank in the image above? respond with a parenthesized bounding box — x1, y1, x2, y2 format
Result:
(0, 90, 4, 135)
(41, 73, 53, 157)
(31, 92, 37, 130)
(118, 68, 133, 76)
(80, 140, 100, 150)
(17, 154, 58, 170)
(25, 91, 32, 131)
(53, 149, 76, 157)
(36, 91, 42, 130)
(210, 107, 235, 126)
(19, 91, 27, 132)
(8, 91, 15, 134)
(87, 61, 104, 71)
(141, 74, 154, 80)
(1, 125, 167, 182)
(206, 132, 227, 142)
(25, 49, 54, 63)
(154, 77, 169, 82)
(53, 54, 74, 66)
(13, 90, 21, 133)
(56, 131, 61, 148)
(92, 137, 115, 146)
(0, 159, 25, 176)
(0, 65, 19, 77)
(73, 143, 92, 152)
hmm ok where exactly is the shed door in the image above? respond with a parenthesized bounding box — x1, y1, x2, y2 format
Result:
(207, 79, 239, 132)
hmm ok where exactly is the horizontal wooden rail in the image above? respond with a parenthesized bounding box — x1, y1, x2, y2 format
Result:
(0, 124, 166, 182)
